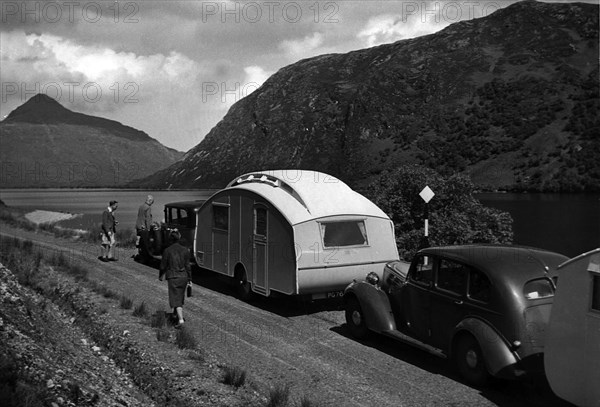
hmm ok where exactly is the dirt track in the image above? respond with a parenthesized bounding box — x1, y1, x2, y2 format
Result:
(0, 224, 571, 407)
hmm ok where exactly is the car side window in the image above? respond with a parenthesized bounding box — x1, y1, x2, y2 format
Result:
(436, 259, 468, 296)
(468, 269, 491, 303)
(410, 255, 434, 287)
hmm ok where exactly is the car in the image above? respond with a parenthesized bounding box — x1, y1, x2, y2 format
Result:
(137, 200, 206, 264)
(343, 244, 569, 386)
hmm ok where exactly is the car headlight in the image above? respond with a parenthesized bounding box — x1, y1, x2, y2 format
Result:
(366, 272, 380, 286)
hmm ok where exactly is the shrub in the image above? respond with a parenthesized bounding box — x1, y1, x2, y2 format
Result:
(364, 165, 513, 260)
(222, 365, 247, 388)
(266, 383, 290, 407)
(151, 311, 168, 328)
(156, 328, 170, 342)
(120, 296, 133, 309)
(132, 301, 148, 318)
(299, 395, 319, 407)
(175, 326, 197, 350)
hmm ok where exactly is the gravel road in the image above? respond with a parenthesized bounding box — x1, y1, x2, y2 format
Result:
(0, 224, 571, 407)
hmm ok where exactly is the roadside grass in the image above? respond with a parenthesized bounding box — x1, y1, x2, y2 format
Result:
(0, 353, 48, 407)
(150, 311, 168, 328)
(187, 349, 206, 364)
(266, 383, 290, 407)
(175, 326, 197, 350)
(299, 395, 319, 407)
(0, 232, 308, 405)
(222, 365, 247, 388)
(156, 327, 170, 342)
(132, 301, 149, 318)
(120, 295, 134, 309)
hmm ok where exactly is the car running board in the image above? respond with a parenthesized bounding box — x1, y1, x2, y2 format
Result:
(381, 330, 446, 359)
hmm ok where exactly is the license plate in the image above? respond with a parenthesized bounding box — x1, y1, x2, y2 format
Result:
(327, 290, 344, 299)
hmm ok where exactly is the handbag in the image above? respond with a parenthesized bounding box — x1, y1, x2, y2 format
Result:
(186, 283, 192, 297)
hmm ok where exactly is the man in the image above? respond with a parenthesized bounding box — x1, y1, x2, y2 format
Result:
(159, 230, 192, 328)
(100, 200, 118, 262)
(135, 195, 154, 263)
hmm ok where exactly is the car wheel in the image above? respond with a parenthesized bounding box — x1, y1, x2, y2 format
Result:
(234, 268, 252, 301)
(454, 334, 489, 386)
(345, 297, 369, 339)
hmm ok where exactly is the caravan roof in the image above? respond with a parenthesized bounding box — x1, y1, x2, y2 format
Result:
(226, 170, 388, 225)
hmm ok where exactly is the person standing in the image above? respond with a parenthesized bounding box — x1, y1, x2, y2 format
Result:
(136, 195, 154, 263)
(100, 200, 118, 262)
(159, 230, 191, 328)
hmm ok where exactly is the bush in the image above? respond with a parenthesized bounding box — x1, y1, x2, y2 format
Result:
(364, 165, 513, 260)
(120, 296, 133, 309)
(151, 311, 168, 328)
(132, 301, 148, 318)
(266, 383, 290, 407)
(222, 365, 247, 388)
(156, 328, 170, 342)
(175, 326, 197, 350)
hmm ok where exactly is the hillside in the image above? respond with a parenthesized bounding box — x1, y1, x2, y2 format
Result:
(134, 1, 599, 192)
(0, 94, 183, 188)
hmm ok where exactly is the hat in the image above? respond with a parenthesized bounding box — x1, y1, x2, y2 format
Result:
(109, 200, 118, 206)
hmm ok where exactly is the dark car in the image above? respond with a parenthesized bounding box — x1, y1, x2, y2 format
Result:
(343, 245, 569, 385)
(138, 200, 206, 264)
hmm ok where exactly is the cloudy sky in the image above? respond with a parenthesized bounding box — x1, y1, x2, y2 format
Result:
(1, 0, 596, 151)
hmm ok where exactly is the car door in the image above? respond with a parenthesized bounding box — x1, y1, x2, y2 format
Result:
(429, 258, 470, 350)
(398, 254, 435, 341)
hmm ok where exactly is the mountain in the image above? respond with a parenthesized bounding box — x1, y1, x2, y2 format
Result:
(135, 1, 599, 192)
(0, 94, 183, 187)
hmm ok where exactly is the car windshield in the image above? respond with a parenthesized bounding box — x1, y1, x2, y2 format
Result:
(523, 278, 554, 300)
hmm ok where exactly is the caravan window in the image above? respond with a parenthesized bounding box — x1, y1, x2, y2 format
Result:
(321, 221, 367, 248)
(212, 205, 229, 231)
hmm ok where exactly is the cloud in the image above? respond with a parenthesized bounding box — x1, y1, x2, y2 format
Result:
(279, 32, 325, 62)
(357, 13, 449, 48)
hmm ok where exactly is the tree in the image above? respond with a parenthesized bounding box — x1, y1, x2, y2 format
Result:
(363, 165, 513, 260)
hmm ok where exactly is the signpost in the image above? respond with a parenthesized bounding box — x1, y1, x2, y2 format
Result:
(419, 186, 435, 264)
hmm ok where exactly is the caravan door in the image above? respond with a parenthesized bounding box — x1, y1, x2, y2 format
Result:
(253, 205, 268, 294)
(211, 203, 229, 272)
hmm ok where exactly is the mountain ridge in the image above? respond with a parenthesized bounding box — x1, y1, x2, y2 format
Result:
(133, 0, 599, 192)
(0, 95, 183, 188)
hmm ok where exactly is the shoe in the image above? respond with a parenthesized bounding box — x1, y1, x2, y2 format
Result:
(99, 256, 109, 262)
(108, 258, 118, 262)
(175, 320, 184, 329)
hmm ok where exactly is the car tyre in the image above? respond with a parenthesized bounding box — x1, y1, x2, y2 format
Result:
(345, 297, 369, 339)
(454, 334, 489, 386)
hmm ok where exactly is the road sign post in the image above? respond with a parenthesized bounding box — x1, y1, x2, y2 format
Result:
(419, 186, 435, 259)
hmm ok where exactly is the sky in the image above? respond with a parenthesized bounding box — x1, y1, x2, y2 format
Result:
(1, 0, 597, 152)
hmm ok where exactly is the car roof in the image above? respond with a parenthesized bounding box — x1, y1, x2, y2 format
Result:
(165, 200, 207, 210)
(418, 245, 569, 284)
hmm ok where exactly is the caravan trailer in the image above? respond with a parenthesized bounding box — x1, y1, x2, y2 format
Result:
(193, 170, 399, 299)
(545, 248, 600, 407)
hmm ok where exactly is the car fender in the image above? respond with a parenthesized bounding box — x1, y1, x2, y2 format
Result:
(345, 281, 396, 333)
(453, 318, 518, 377)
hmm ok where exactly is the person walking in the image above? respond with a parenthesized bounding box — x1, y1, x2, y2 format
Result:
(158, 230, 191, 327)
(136, 195, 154, 263)
(100, 200, 118, 262)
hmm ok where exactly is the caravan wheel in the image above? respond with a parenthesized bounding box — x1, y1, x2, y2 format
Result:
(234, 267, 252, 301)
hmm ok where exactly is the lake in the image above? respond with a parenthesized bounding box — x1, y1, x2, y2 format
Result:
(477, 192, 599, 257)
(1, 189, 598, 258)
(0, 189, 217, 233)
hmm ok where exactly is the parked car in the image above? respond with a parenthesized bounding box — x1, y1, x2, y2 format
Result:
(344, 245, 568, 386)
(137, 200, 206, 264)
